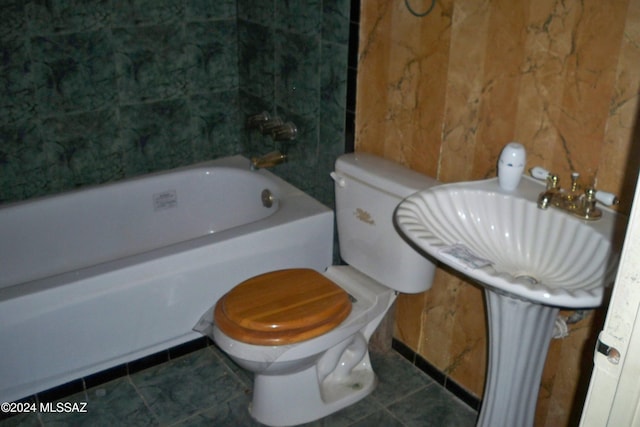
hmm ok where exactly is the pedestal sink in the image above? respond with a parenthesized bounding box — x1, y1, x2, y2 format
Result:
(394, 175, 626, 427)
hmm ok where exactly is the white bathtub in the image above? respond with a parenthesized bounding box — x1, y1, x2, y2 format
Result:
(0, 155, 334, 403)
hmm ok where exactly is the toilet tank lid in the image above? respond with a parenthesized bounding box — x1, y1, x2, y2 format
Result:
(335, 153, 438, 197)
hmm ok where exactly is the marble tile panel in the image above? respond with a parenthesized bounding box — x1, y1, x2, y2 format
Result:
(0, 123, 50, 202)
(439, 0, 490, 182)
(275, 0, 322, 37)
(25, 0, 112, 35)
(111, 0, 184, 27)
(237, 0, 274, 23)
(113, 25, 188, 104)
(119, 100, 194, 175)
(31, 31, 117, 116)
(1, 2, 31, 128)
(393, 293, 428, 351)
(185, 20, 238, 95)
(445, 282, 486, 397)
(2, 1, 27, 36)
(40, 108, 123, 190)
(320, 42, 349, 133)
(551, 1, 629, 183)
(189, 91, 241, 162)
(357, 0, 639, 423)
(238, 21, 275, 100)
(275, 30, 321, 117)
(414, 269, 461, 371)
(185, 0, 237, 21)
(322, 0, 352, 44)
(0, 34, 36, 127)
(600, 0, 640, 214)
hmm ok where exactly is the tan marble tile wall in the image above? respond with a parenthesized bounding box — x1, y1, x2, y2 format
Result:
(356, 1, 640, 426)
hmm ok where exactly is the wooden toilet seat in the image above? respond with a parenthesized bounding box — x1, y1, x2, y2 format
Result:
(214, 269, 352, 346)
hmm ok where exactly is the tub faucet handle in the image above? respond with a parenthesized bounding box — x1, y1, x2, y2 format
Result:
(246, 111, 271, 129)
(259, 117, 284, 134)
(271, 122, 298, 141)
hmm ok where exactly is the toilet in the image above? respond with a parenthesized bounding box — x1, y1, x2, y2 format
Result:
(213, 153, 438, 426)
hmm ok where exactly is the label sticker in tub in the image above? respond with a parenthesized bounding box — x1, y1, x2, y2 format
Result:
(439, 244, 493, 269)
(153, 190, 177, 211)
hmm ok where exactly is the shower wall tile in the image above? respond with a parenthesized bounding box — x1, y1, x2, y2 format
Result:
(120, 100, 194, 175)
(274, 30, 320, 117)
(190, 91, 242, 162)
(186, 0, 236, 21)
(0, 0, 242, 204)
(238, 21, 274, 100)
(238, 0, 352, 206)
(31, 31, 117, 116)
(41, 108, 122, 190)
(25, 0, 113, 35)
(237, 0, 274, 23)
(111, 0, 185, 27)
(1, 0, 351, 216)
(113, 26, 188, 103)
(185, 21, 238, 94)
(275, 0, 322, 36)
(322, 0, 352, 44)
(0, 123, 49, 201)
(0, 37, 36, 126)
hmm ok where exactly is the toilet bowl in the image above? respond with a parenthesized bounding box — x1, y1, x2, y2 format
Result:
(214, 266, 395, 426)
(212, 153, 438, 426)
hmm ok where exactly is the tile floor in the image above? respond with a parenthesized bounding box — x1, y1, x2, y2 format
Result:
(0, 344, 477, 427)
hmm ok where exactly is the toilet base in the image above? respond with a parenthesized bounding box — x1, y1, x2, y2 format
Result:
(249, 352, 376, 426)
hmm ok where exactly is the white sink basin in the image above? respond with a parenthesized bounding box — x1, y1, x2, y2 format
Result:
(395, 176, 626, 308)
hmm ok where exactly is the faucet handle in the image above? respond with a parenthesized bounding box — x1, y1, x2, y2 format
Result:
(246, 111, 271, 129)
(271, 122, 297, 141)
(530, 166, 551, 180)
(594, 190, 619, 206)
(259, 117, 284, 134)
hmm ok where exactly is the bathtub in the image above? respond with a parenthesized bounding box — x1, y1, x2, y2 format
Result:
(0, 155, 334, 403)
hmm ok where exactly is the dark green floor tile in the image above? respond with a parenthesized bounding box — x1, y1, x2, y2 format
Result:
(349, 409, 405, 427)
(296, 395, 382, 427)
(0, 413, 41, 427)
(369, 351, 436, 407)
(172, 393, 260, 427)
(387, 385, 477, 427)
(131, 348, 246, 424)
(42, 378, 155, 427)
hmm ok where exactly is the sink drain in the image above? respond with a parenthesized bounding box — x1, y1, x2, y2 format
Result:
(515, 275, 539, 285)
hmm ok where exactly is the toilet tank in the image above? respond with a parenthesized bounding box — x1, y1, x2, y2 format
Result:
(332, 153, 438, 293)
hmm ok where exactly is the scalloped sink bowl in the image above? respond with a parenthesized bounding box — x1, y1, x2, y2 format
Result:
(395, 176, 626, 308)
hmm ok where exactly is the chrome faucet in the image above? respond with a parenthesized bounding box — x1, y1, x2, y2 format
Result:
(531, 167, 619, 220)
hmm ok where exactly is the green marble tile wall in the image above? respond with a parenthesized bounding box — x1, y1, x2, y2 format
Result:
(0, 0, 351, 208)
(237, 0, 351, 206)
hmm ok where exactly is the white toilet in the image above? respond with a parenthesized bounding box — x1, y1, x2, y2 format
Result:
(213, 153, 438, 426)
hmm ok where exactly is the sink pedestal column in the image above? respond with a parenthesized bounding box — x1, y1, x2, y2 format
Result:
(478, 289, 559, 427)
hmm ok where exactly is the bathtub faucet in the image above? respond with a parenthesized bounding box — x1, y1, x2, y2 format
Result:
(251, 150, 287, 170)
